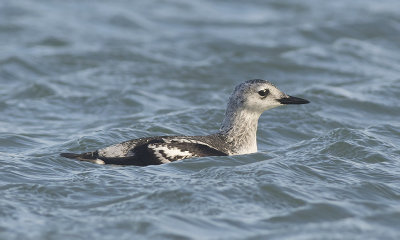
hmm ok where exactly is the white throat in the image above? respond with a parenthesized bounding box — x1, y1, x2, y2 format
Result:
(219, 107, 261, 155)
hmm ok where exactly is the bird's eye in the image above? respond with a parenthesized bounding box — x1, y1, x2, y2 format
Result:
(258, 89, 270, 97)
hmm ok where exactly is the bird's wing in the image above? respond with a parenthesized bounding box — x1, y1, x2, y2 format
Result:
(61, 138, 227, 166)
(145, 139, 227, 163)
(97, 138, 227, 165)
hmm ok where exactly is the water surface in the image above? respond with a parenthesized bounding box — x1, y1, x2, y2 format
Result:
(1, 0, 400, 239)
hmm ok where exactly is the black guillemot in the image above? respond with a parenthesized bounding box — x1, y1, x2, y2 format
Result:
(61, 79, 309, 166)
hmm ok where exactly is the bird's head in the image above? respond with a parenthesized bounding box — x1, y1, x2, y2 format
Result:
(229, 79, 309, 113)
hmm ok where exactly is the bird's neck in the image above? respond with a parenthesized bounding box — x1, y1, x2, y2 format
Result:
(218, 107, 261, 155)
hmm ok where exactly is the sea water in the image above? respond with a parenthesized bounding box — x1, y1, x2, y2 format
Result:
(1, 0, 400, 239)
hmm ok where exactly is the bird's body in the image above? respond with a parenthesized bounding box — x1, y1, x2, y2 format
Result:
(61, 79, 309, 166)
(62, 134, 228, 166)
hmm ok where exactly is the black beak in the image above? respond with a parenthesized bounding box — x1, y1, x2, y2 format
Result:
(278, 95, 310, 104)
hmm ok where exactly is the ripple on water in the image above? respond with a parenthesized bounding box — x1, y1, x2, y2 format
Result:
(30, 37, 70, 47)
(267, 202, 353, 224)
(0, 56, 44, 80)
(0, 134, 43, 151)
(283, 37, 400, 79)
(1, 0, 400, 239)
(11, 82, 56, 99)
(317, 128, 396, 163)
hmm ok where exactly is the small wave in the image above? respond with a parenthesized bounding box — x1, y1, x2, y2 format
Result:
(0, 133, 43, 151)
(30, 37, 69, 47)
(0, 56, 44, 79)
(267, 202, 353, 224)
(282, 37, 400, 78)
(10, 82, 56, 99)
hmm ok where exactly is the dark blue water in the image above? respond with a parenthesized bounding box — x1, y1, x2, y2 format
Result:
(1, 0, 400, 239)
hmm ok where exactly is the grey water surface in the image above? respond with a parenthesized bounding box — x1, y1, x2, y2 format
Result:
(1, 0, 400, 239)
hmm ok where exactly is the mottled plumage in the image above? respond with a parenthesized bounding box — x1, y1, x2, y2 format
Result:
(61, 79, 309, 166)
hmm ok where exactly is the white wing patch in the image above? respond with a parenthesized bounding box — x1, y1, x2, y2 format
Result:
(148, 144, 196, 163)
(93, 159, 105, 165)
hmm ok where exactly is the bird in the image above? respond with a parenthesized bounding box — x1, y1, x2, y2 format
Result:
(61, 79, 309, 166)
